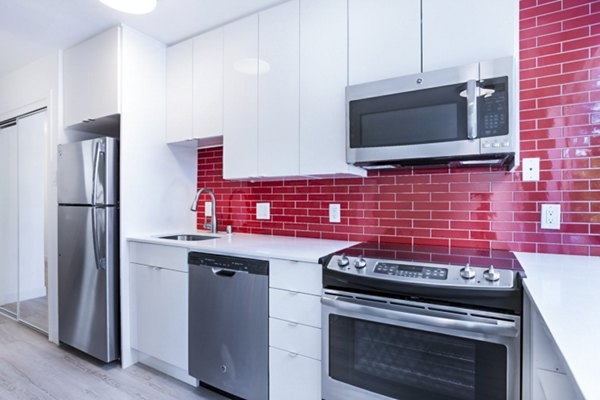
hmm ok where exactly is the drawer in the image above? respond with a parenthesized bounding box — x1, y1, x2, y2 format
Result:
(269, 347, 321, 400)
(269, 259, 322, 295)
(269, 288, 321, 328)
(129, 241, 188, 272)
(269, 317, 321, 360)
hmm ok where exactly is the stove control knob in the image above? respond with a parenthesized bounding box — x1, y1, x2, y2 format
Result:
(460, 264, 476, 280)
(337, 255, 349, 268)
(484, 265, 501, 282)
(354, 256, 367, 269)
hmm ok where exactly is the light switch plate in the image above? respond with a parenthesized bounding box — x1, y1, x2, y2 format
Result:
(204, 202, 212, 217)
(329, 204, 341, 223)
(522, 157, 540, 182)
(256, 203, 270, 220)
(541, 204, 561, 230)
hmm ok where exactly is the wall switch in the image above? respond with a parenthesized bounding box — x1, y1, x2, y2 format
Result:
(522, 157, 540, 182)
(329, 204, 341, 223)
(256, 203, 270, 220)
(204, 202, 212, 217)
(541, 204, 561, 230)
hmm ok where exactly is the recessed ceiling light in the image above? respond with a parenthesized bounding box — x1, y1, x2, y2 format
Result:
(99, 0, 157, 14)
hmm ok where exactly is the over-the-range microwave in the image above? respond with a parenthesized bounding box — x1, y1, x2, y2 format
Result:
(346, 57, 519, 170)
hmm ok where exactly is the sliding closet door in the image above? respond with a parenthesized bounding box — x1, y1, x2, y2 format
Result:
(17, 111, 48, 332)
(0, 124, 19, 317)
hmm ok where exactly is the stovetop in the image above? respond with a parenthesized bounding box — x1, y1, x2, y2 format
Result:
(322, 242, 524, 313)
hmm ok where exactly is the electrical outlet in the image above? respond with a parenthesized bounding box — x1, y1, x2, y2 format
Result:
(329, 204, 341, 223)
(204, 202, 212, 217)
(541, 204, 561, 230)
(522, 158, 540, 182)
(256, 203, 270, 220)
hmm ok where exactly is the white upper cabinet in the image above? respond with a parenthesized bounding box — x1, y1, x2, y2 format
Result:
(258, 0, 300, 177)
(63, 26, 121, 127)
(223, 15, 259, 180)
(299, 0, 364, 177)
(166, 30, 224, 145)
(166, 39, 194, 143)
(193, 27, 224, 140)
(422, 0, 517, 71)
(348, 0, 421, 85)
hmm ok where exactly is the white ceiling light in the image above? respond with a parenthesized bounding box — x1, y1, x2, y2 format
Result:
(99, 0, 157, 14)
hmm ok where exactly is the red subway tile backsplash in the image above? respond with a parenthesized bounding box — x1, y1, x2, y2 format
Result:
(196, 0, 600, 256)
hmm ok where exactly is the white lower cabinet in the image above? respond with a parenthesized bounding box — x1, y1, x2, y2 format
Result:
(130, 262, 188, 370)
(269, 259, 323, 399)
(270, 347, 321, 400)
(524, 292, 583, 400)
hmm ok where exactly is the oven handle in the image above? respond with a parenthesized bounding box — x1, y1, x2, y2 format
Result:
(322, 295, 519, 337)
(466, 79, 478, 140)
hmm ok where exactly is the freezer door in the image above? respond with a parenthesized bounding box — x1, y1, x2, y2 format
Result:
(58, 205, 119, 362)
(57, 137, 118, 206)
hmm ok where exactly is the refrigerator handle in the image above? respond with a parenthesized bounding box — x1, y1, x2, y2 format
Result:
(91, 208, 105, 270)
(92, 141, 100, 206)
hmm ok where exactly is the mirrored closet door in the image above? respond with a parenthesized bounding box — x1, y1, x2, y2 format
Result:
(0, 109, 48, 333)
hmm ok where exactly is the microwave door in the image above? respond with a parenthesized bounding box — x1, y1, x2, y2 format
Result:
(347, 83, 480, 165)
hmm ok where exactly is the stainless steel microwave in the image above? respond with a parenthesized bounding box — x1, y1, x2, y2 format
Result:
(346, 57, 518, 170)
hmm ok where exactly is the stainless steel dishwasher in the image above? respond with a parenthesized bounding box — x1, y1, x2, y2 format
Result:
(188, 252, 269, 400)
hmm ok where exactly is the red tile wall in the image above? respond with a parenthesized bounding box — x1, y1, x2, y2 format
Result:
(198, 0, 600, 257)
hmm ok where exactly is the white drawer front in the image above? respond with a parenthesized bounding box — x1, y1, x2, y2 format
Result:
(269, 317, 321, 360)
(129, 241, 188, 272)
(269, 288, 321, 328)
(269, 259, 322, 295)
(269, 347, 321, 400)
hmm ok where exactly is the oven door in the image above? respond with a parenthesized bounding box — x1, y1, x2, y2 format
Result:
(322, 290, 521, 400)
(346, 63, 481, 165)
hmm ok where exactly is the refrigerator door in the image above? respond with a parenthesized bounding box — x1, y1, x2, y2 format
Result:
(57, 137, 118, 206)
(58, 205, 119, 362)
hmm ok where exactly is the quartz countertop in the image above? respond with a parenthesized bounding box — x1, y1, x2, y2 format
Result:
(516, 252, 600, 400)
(127, 231, 358, 264)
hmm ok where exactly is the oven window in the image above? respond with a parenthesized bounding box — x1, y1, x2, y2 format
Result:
(329, 315, 507, 400)
(349, 83, 468, 148)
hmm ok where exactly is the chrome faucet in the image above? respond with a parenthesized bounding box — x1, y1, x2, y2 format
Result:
(191, 188, 218, 234)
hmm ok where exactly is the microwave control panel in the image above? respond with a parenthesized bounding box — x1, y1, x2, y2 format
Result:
(478, 76, 509, 139)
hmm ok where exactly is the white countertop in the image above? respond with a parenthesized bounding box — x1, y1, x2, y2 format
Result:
(516, 252, 600, 400)
(128, 232, 358, 264)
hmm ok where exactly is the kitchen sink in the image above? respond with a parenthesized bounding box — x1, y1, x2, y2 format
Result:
(159, 234, 219, 241)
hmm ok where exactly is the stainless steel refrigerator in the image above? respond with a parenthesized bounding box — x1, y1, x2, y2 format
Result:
(57, 137, 119, 363)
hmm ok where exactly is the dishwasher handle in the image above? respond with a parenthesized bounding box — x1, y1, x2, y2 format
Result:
(211, 267, 238, 277)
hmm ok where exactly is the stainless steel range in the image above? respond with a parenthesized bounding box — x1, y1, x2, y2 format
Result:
(321, 243, 524, 400)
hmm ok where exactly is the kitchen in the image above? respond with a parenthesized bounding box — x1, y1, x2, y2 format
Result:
(0, 0, 598, 399)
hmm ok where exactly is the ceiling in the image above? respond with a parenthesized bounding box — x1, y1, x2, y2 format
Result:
(0, 0, 288, 76)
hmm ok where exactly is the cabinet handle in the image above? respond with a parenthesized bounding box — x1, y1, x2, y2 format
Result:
(287, 321, 298, 327)
(287, 352, 298, 358)
(287, 291, 299, 296)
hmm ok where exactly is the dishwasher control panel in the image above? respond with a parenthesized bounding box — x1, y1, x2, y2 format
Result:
(188, 252, 269, 275)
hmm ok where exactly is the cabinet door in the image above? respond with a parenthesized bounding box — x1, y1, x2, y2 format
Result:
(299, 0, 363, 177)
(422, 0, 517, 71)
(166, 39, 194, 143)
(223, 15, 259, 180)
(193, 28, 224, 139)
(130, 263, 188, 370)
(348, 0, 421, 85)
(269, 347, 321, 400)
(63, 27, 120, 127)
(258, 0, 300, 177)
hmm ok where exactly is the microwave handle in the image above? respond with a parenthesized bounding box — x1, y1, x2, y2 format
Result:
(466, 79, 478, 140)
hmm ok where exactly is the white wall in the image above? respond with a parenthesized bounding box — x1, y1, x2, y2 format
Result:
(0, 53, 62, 342)
(119, 25, 197, 367)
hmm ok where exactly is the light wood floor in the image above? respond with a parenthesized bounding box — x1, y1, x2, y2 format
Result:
(0, 314, 226, 400)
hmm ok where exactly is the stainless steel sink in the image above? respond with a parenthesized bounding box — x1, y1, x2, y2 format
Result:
(159, 234, 219, 241)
